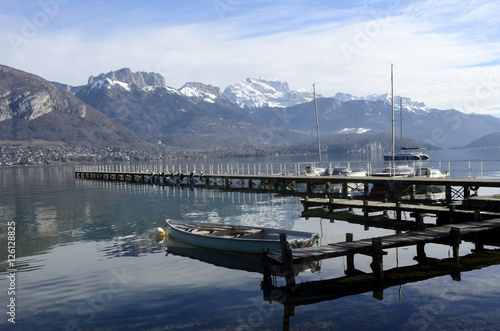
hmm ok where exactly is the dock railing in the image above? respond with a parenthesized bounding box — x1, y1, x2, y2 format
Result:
(74, 159, 500, 180)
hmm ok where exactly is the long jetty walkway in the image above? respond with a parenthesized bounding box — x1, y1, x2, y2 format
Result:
(74, 166, 500, 203)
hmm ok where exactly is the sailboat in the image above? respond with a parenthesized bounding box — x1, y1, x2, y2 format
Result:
(383, 83, 429, 161)
(373, 64, 415, 177)
(304, 83, 329, 176)
(303, 84, 367, 177)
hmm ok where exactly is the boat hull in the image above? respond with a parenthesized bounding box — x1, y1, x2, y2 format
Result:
(372, 164, 415, 177)
(166, 220, 318, 254)
(384, 152, 430, 161)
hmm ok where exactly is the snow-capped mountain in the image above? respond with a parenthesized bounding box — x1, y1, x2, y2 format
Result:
(333, 92, 429, 113)
(222, 77, 318, 109)
(178, 82, 224, 104)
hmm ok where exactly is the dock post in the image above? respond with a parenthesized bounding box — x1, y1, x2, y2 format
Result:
(328, 198, 334, 214)
(370, 238, 384, 281)
(449, 227, 461, 262)
(395, 201, 402, 221)
(303, 196, 309, 211)
(410, 184, 416, 200)
(363, 200, 370, 221)
(345, 233, 355, 275)
(342, 182, 348, 198)
(364, 182, 370, 197)
(416, 243, 426, 260)
(261, 249, 273, 293)
(445, 185, 452, 204)
(449, 205, 456, 224)
(474, 210, 482, 222)
(415, 213, 425, 230)
(464, 186, 471, 200)
(279, 233, 296, 288)
(473, 233, 485, 252)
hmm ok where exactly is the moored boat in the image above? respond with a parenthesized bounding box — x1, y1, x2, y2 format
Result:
(411, 167, 449, 178)
(371, 164, 415, 177)
(165, 219, 319, 254)
(304, 166, 329, 176)
(384, 148, 430, 161)
(331, 165, 368, 177)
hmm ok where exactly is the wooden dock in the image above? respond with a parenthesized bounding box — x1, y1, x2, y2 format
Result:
(262, 248, 500, 327)
(302, 196, 500, 224)
(74, 168, 500, 203)
(264, 219, 500, 288)
(267, 219, 500, 265)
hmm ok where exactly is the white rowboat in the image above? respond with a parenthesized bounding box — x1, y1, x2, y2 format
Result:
(165, 219, 319, 254)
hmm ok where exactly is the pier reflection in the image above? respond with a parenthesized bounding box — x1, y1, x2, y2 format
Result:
(261, 248, 500, 330)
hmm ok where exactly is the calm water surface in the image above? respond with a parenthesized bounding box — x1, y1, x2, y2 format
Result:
(1, 149, 500, 330)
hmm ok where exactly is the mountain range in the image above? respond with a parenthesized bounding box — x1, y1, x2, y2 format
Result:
(1, 65, 500, 152)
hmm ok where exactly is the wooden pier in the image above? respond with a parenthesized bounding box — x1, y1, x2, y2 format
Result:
(74, 168, 500, 203)
(264, 219, 500, 288)
(302, 196, 500, 224)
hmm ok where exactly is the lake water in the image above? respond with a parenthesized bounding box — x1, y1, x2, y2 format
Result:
(2, 149, 500, 330)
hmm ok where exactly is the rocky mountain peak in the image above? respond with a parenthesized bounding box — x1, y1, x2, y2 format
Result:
(88, 68, 166, 90)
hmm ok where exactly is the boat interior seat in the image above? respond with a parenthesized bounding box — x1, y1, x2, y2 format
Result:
(208, 228, 263, 238)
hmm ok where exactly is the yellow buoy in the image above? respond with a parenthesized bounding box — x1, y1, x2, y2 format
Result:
(154, 227, 165, 236)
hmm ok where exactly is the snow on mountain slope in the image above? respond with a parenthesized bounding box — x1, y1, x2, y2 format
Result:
(178, 82, 223, 104)
(222, 77, 318, 109)
(333, 92, 429, 114)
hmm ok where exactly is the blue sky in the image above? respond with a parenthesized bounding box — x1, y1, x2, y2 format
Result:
(1, 0, 500, 115)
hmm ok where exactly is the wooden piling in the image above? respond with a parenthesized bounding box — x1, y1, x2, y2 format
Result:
(449, 227, 461, 262)
(363, 200, 370, 220)
(342, 182, 348, 198)
(370, 238, 384, 281)
(416, 243, 426, 260)
(345, 233, 355, 275)
(474, 210, 482, 222)
(395, 201, 402, 221)
(328, 198, 334, 214)
(449, 205, 456, 223)
(279, 233, 296, 288)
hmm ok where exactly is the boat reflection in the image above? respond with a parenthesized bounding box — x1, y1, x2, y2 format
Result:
(165, 236, 320, 276)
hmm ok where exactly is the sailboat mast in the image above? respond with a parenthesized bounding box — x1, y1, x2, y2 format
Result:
(391, 64, 395, 165)
(400, 97, 403, 152)
(313, 83, 322, 167)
